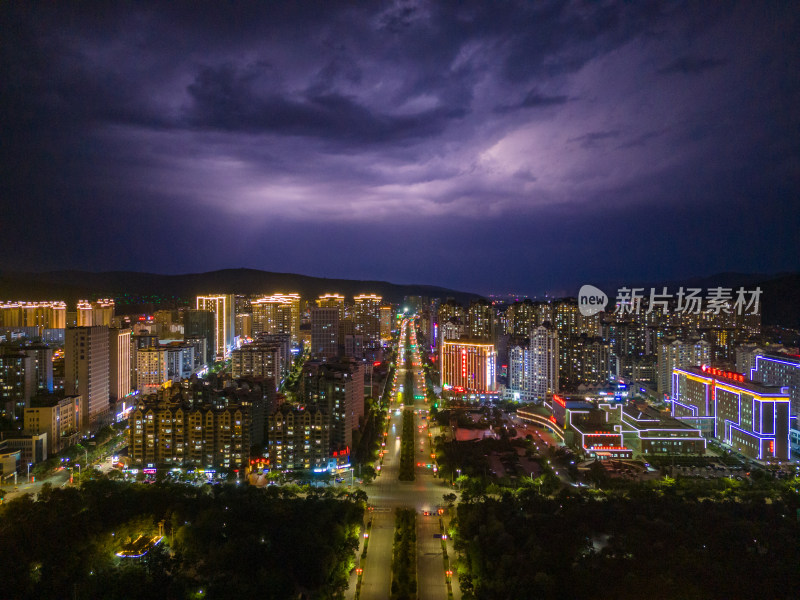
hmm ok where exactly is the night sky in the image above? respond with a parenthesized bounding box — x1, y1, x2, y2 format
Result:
(1, 2, 799, 295)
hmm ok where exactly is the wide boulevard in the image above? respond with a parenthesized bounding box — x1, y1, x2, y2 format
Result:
(356, 316, 459, 600)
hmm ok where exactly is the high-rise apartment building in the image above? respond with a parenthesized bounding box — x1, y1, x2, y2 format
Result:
(65, 326, 110, 433)
(505, 300, 537, 336)
(252, 295, 295, 340)
(135, 347, 168, 394)
(467, 299, 494, 341)
(565, 334, 611, 388)
(77, 299, 115, 327)
(0, 349, 35, 419)
(380, 305, 393, 341)
(530, 324, 558, 402)
(300, 359, 365, 451)
(109, 328, 132, 403)
(0, 301, 67, 331)
(656, 338, 710, 399)
(353, 294, 382, 343)
(507, 342, 535, 402)
(196, 294, 235, 359)
(183, 309, 216, 366)
(267, 406, 329, 470)
(311, 307, 339, 360)
(231, 344, 281, 385)
(129, 396, 250, 469)
(318, 294, 345, 320)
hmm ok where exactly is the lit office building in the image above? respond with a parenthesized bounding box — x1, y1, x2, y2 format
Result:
(65, 326, 110, 433)
(440, 340, 497, 393)
(672, 365, 790, 461)
(353, 294, 382, 343)
(196, 294, 235, 359)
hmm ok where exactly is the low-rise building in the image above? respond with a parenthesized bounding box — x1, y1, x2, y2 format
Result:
(672, 365, 790, 461)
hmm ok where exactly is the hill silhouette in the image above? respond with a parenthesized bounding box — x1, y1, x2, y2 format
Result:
(0, 268, 482, 308)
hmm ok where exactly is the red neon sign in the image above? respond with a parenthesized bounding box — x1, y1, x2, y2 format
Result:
(553, 394, 566, 408)
(700, 364, 745, 383)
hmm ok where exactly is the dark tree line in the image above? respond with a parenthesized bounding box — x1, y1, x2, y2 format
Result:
(454, 487, 800, 600)
(0, 480, 364, 600)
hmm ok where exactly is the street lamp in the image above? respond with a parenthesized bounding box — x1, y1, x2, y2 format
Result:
(27, 463, 32, 482)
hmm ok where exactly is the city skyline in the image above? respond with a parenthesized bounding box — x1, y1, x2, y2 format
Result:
(1, 2, 799, 294)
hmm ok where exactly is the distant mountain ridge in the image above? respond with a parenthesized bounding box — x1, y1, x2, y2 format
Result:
(1, 269, 797, 328)
(0, 268, 483, 308)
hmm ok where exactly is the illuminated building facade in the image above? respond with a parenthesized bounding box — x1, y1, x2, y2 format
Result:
(109, 328, 132, 403)
(353, 294, 382, 343)
(379, 305, 393, 341)
(196, 294, 235, 359)
(65, 325, 110, 433)
(266, 406, 329, 471)
(251, 293, 299, 344)
(672, 365, 790, 461)
(749, 353, 800, 454)
(0, 349, 35, 419)
(0, 301, 67, 331)
(440, 340, 496, 393)
(135, 347, 169, 394)
(657, 338, 711, 399)
(299, 359, 364, 451)
(129, 397, 250, 469)
(530, 324, 558, 402)
(467, 299, 494, 341)
(231, 344, 280, 384)
(317, 294, 345, 320)
(24, 394, 81, 453)
(77, 299, 115, 327)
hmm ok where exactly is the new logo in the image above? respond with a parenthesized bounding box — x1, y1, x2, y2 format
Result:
(578, 285, 608, 316)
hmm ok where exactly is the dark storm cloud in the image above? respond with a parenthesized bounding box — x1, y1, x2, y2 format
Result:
(0, 1, 799, 292)
(657, 56, 729, 75)
(567, 130, 620, 149)
(184, 62, 465, 143)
